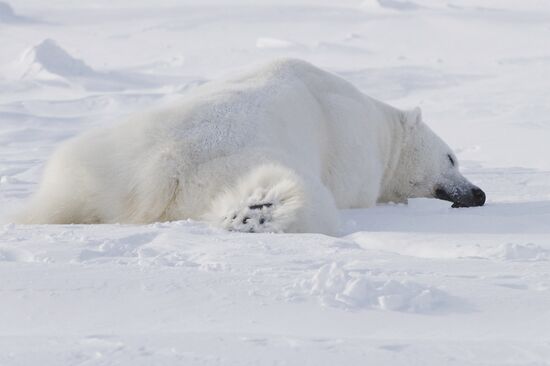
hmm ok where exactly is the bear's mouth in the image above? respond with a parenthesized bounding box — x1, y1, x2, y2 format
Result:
(434, 186, 486, 208)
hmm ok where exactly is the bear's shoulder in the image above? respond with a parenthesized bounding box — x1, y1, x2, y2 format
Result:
(238, 58, 329, 86)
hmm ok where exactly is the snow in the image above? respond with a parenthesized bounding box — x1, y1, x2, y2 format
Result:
(0, 1, 34, 23)
(13, 39, 96, 80)
(309, 262, 451, 312)
(256, 37, 298, 49)
(1, 1, 550, 365)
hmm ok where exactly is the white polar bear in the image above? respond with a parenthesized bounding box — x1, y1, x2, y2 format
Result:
(18, 59, 485, 234)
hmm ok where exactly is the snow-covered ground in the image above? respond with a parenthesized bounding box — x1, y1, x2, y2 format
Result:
(1, 1, 550, 365)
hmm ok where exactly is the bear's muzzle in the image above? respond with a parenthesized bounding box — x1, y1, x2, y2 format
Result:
(435, 186, 486, 208)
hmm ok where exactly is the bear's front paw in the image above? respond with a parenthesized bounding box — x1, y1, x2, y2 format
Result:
(223, 201, 276, 233)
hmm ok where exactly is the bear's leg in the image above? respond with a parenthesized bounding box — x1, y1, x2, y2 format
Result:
(15, 146, 94, 224)
(205, 164, 339, 235)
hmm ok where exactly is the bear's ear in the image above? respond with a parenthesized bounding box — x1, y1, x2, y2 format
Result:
(401, 107, 422, 128)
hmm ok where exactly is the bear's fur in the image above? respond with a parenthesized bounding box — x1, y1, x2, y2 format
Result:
(17, 59, 484, 234)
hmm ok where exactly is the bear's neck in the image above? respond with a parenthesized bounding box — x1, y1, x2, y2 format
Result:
(376, 106, 410, 204)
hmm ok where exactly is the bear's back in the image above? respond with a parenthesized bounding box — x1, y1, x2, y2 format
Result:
(110, 58, 372, 168)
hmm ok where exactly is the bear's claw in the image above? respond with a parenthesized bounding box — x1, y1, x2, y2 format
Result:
(249, 203, 273, 210)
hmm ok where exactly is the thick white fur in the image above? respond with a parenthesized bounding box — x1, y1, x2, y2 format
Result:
(17, 58, 472, 235)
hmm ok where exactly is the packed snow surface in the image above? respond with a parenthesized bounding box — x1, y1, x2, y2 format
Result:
(1, 1, 550, 365)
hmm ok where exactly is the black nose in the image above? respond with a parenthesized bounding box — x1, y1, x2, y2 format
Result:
(471, 187, 486, 206)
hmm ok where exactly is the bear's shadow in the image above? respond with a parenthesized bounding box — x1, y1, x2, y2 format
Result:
(340, 199, 550, 235)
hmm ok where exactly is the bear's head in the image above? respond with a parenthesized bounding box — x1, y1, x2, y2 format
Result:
(392, 107, 486, 208)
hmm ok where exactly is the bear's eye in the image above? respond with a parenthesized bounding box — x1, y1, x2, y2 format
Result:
(447, 154, 455, 167)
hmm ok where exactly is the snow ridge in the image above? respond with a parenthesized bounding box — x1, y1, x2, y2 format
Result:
(5, 38, 193, 91)
(0, 2, 35, 23)
(14, 39, 96, 80)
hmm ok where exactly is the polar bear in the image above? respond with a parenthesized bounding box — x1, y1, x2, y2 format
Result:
(18, 58, 485, 234)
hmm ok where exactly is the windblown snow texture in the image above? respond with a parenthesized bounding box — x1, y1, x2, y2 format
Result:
(1, 1, 550, 365)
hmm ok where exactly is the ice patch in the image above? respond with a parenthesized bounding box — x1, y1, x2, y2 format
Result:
(309, 263, 450, 313)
